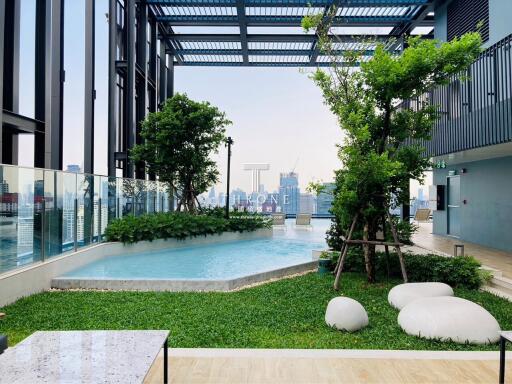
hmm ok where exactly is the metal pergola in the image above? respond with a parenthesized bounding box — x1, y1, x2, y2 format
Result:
(151, 0, 434, 67)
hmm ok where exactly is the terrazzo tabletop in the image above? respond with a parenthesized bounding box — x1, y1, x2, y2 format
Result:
(0, 330, 169, 384)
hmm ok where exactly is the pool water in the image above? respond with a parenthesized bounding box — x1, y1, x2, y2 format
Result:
(63, 219, 329, 280)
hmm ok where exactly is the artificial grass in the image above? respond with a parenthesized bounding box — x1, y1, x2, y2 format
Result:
(0, 272, 511, 350)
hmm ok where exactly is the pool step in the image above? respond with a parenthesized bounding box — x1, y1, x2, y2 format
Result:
(482, 286, 512, 302)
(489, 275, 512, 296)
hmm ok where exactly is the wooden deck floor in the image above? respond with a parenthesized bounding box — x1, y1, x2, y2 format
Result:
(144, 349, 512, 384)
(412, 222, 512, 279)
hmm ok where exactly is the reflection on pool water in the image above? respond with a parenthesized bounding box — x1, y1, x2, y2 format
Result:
(63, 219, 329, 280)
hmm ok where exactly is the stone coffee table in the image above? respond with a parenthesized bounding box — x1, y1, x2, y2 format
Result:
(0, 330, 169, 384)
(501, 331, 512, 384)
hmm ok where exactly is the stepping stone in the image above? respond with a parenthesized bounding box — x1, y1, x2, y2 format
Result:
(325, 297, 368, 332)
(398, 296, 501, 345)
(388, 282, 454, 310)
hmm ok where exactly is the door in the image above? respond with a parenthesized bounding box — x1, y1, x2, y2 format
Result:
(447, 176, 461, 237)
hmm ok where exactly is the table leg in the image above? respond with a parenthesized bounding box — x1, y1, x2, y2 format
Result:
(164, 338, 168, 384)
(500, 336, 506, 384)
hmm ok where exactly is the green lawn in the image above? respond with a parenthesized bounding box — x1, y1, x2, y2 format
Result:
(1, 272, 511, 350)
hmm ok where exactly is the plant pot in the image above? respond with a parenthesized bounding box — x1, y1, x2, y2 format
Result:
(318, 258, 332, 275)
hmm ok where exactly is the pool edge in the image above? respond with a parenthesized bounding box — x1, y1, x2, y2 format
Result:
(50, 261, 319, 292)
(0, 229, 273, 306)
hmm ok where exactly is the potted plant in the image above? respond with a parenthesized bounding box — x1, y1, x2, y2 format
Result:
(318, 251, 333, 275)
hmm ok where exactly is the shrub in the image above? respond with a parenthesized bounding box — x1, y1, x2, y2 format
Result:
(329, 248, 486, 290)
(105, 212, 271, 243)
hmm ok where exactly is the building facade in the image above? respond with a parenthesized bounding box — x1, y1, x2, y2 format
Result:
(316, 183, 335, 216)
(279, 172, 300, 215)
(299, 193, 316, 214)
(422, 0, 512, 251)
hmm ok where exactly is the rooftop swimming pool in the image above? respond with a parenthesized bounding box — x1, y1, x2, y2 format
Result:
(59, 219, 329, 284)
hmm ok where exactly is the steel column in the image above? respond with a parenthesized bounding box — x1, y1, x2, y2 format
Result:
(158, 40, 167, 106)
(0, 0, 5, 160)
(166, 50, 174, 212)
(149, 17, 157, 112)
(148, 16, 158, 181)
(166, 52, 174, 98)
(135, 1, 148, 179)
(2, 0, 20, 113)
(1, 0, 20, 165)
(46, 0, 64, 170)
(84, 0, 96, 174)
(107, 0, 117, 177)
(125, 0, 136, 178)
(34, 0, 47, 168)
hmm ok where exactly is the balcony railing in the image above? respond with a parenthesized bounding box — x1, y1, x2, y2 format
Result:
(0, 164, 172, 275)
(404, 33, 512, 157)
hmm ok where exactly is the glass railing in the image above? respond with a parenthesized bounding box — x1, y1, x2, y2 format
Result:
(0, 164, 172, 275)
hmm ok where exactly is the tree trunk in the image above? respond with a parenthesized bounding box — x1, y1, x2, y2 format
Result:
(363, 221, 376, 283)
(333, 213, 359, 291)
(386, 211, 408, 282)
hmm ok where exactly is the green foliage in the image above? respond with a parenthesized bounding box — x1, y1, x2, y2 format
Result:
(130, 93, 231, 212)
(340, 249, 486, 290)
(319, 250, 337, 259)
(2, 273, 510, 350)
(386, 217, 418, 245)
(302, 13, 482, 282)
(104, 212, 271, 243)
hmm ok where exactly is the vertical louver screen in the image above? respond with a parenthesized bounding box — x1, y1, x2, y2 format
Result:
(447, 0, 489, 43)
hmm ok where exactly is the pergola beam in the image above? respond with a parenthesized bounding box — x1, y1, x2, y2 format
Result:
(155, 15, 428, 27)
(171, 33, 393, 43)
(310, 0, 342, 64)
(147, 0, 430, 7)
(387, 1, 434, 51)
(390, 1, 434, 36)
(177, 48, 376, 56)
(235, 0, 249, 64)
(176, 61, 359, 67)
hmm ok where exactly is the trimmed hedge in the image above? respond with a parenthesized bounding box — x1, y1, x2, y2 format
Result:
(322, 248, 489, 290)
(105, 212, 271, 244)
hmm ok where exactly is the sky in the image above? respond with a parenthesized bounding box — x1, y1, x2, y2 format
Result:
(14, 1, 432, 197)
(174, 67, 342, 193)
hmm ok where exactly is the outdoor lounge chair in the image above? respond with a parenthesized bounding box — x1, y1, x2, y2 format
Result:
(295, 213, 312, 227)
(414, 208, 431, 223)
(272, 213, 286, 226)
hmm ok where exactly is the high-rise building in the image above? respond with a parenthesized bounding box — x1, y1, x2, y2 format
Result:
(66, 165, 81, 174)
(316, 183, 335, 215)
(0, 180, 9, 193)
(279, 172, 300, 215)
(262, 192, 279, 213)
(299, 193, 316, 214)
(231, 189, 247, 210)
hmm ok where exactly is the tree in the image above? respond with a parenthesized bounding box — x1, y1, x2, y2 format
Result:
(131, 93, 231, 212)
(303, 12, 481, 283)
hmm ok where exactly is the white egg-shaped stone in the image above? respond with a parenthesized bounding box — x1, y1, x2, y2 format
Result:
(388, 282, 454, 310)
(325, 297, 369, 332)
(398, 296, 501, 345)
